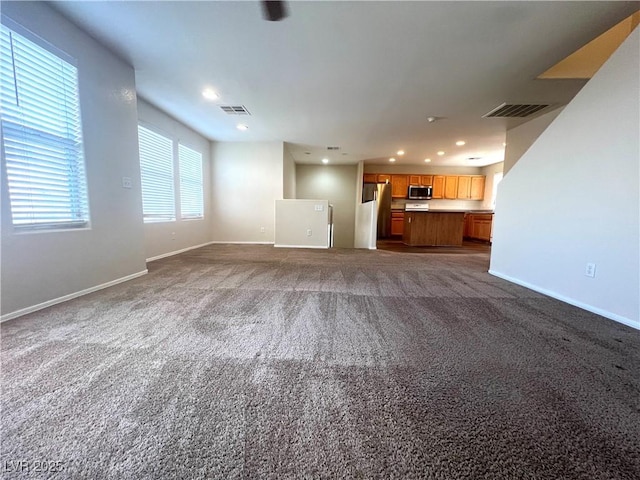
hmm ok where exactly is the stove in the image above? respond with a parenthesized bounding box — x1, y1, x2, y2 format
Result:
(405, 203, 430, 212)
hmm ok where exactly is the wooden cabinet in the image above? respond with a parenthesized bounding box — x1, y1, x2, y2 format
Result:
(456, 175, 485, 200)
(391, 175, 408, 198)
(457, 176, 471, 199)
(403, 212, 465, 246)
(444, 176, 458, 199)
(431, 176, 444, 198)
(363, 173, 377, 183)
(470, 176, 485, 200)
(363, 173, 485, 200)
(420, 175, 433, 187)
(464, 213, 493, 242)
(391, 211, 404, 236)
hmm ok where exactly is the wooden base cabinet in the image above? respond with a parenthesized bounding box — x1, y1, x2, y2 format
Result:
(391, 211, 404, 236)
(464, 213, 493, 242)
(403, 212, 465, 246)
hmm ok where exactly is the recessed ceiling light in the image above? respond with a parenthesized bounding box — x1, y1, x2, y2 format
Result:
(322, 158, 329, 164)
(397, 150, 405, 156)
(437, 151, 445, 156)
(389, 158, 396, 162)
(424, 158, 431, 163)
(455, 140, 466, 146)
(202, 88, 219, 101)
(236, 124, 248, 131)
(503, 142, 507, 147)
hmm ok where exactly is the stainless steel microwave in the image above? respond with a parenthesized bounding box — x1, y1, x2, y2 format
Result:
(408, 185, 432, 200)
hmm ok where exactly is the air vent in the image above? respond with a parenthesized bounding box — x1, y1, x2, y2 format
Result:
(220, 105, 251, 115)
(327, 146, 340, 150)
(483, 103, 549, 118)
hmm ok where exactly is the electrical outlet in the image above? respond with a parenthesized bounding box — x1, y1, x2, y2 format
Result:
(306, 229, 312, 236)
(122, 177, 132, 189)
(260, 226, 265, 233)
(585, 263, 596, 278)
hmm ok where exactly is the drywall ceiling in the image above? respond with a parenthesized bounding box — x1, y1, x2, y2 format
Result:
(51, 1, 638, 167)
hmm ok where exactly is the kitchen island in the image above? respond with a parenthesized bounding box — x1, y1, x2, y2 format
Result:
(403, 210, 466, 246)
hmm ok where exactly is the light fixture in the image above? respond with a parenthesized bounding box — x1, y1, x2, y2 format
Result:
(389, 158, 396, 162)
(202, 88, 219, 101)
(424, 158, 431, 163)
(236, 124, 249, 131)
(455, 140, 466, 146)
(503, 142, 507, 147)
(322, 158, 329, 164)
(437, 151, 445, 156)
(397, 150, 405, 156)
(427, 116, 437, 123)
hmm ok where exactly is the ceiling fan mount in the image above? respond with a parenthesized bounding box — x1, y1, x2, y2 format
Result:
(262, 1, 288, 22)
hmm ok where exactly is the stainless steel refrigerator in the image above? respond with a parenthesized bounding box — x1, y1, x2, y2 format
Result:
(362, 183, 392, 239)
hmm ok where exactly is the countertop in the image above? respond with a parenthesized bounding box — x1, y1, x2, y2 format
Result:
(403, 209, 494, 214)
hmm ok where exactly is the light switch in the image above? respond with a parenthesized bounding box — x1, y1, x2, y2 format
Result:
(315, 204, 324, 211)
(122, 177, 132, 189)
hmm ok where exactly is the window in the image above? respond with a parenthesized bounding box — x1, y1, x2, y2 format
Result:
(0, 20, 89, 230)
(138, 125, 175, 222)
(178, 144, 203, 219)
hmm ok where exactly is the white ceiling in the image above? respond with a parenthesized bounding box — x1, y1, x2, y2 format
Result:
(51, 1, 638, 167)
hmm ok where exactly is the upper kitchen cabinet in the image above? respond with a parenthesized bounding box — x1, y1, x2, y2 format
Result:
(457, 175, 485, 200)
(421, 175, 433, 187)
(391, 175, 409, 198)
(470, 176, 485, 200)
(409, 175, 421, 185)
(363, 173, 378, 183)
(444, 176, 458, 199)
(432, 175, 444, 198)
(378, 174, 391, 183)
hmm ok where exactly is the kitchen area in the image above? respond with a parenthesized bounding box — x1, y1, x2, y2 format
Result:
(361, 168, 501, 248)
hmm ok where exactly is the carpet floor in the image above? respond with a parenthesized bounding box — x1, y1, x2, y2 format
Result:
(1, 244, 639, 479)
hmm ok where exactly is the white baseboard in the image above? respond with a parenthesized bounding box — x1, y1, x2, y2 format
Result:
(1, 270, 148, 323)
(274, 244, 329, 249)
(208, 241, 275, 245)
(146, 241, 218, 262)
(488, 269, 640, 331)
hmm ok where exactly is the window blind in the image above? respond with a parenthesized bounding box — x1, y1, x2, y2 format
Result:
(0, 23, 89, 229)
(178, 144, 203, 219)
(138, 125, 175, 222)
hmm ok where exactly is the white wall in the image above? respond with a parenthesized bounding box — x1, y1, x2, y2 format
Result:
(137, 98, 213, 260)
(274, 200, 330, 248)
(296, 164, 358, 248)
(0, 2, 147, 319)
(282, 144, 297, 199)
(490, 28, 639, 329)
(503, 107, 564, 175)
(210, 142, 284, 243)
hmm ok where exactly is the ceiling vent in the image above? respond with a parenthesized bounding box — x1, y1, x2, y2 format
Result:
(220, 105, 251, 115)
(483, 103, 549, 118)
(327, 146, 340, 150)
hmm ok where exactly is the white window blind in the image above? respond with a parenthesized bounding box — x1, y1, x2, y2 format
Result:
(0, 22, 89, 230)
(178, 144, 203, 219)
(138, 125, 175, 222)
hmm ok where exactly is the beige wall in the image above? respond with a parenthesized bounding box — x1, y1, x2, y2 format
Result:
(296, 164, 358, 248)
(504, 107, 564, 175)
(138, 98, 213, 260)
(1, 2, 147, 318)
(275, 200, 330, 248)
(210, 142, 284, 243)
(283, 144, 296, 199)
(491, 28, 639, 329)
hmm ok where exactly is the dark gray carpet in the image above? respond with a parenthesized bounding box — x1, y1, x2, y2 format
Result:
(2, 244, 639, 479)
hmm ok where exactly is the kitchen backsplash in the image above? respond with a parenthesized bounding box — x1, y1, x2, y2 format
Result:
(391, 198, 488, 211)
